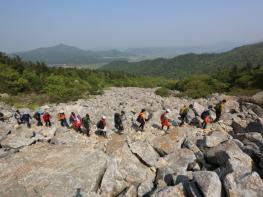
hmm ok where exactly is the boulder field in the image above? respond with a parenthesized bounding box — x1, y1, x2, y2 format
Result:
(0, 87, 263, 197)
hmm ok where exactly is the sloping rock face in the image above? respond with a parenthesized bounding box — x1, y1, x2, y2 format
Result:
(0, 88, 263, 196)
(0, 143, 108, 196)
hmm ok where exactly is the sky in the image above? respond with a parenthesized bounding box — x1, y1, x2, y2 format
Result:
(1, 0, 263, 53)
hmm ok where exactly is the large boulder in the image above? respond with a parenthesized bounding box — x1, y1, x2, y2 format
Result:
(245, 120, 263, 134)
(152, 183, 185, 197)
(182, 139, 207, 169)
(231, 121, 246, 134)
(225, 99, 240, 113)
(0, 125, 11, 142)
(128, 140, 160, 167)
(205, 140, 253, 176)
(0, 126, 36, 149)
(100, 143, 155, 197)
(235, 132, 263, 144)
(0, 143, 108, 196)
(204, 130, 229, 148)
(192, 171, 221, 197)
(243, 103, 263, 118)
(150, 128, 185, 156)
(156, 149, 196, 186)
(252, 91, 263, 108)
(224, 172, 263, 197)
(239, 91, 263, 109)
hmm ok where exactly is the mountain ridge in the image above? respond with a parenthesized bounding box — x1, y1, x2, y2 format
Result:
(101, 41, 263, 77)
(12, 44, 131, 66)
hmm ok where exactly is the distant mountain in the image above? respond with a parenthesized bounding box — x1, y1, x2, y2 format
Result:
(124, 42, 240, 58)
(12, 44, 131, 66)
(101, 42, 263, 78)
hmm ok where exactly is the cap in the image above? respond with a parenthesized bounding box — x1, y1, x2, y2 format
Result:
(166, 109, 171, 113)
(102, 116, 106, 120)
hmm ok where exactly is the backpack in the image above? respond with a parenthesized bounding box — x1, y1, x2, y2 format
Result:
(201, 110, 210, 120)
(160, 113, 166, 121)
(97, 120, 104, 129)
(43, 114, 50, 121)
(82, 117, 90, 127)
(114, 113, 122, 125)
(214, 103, 221, 111)
(180, 107, 188, 116)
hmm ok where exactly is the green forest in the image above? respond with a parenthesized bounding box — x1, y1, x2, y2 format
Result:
(0, 52, 167, 107)
(170, 63, 263, 98)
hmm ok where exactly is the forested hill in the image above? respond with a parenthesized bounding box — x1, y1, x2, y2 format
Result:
(100, 42, 263, 78)
(12, 44, 130, 65)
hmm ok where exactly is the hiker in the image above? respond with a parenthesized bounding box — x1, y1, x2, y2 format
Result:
(43, 112, 51, 127)
(114, 112, 124, 132)
(14, 110, 22, 124)
(201, 106, 213, 129)
(214, 99, 226, 122)
(179, 105, 189, 126)
(70, 112, 82, 132)
(21, 113, 32, 128)
(33, 110, 43, 126)
(82, 114, 91, 136)
(160, 109, 171, 131)
(0, 112, 4, 122)
(97, 116, 107, 137)
(137, 109, 146, 131)
(189, 104, 202, 128)
(58, 111, 69, 127)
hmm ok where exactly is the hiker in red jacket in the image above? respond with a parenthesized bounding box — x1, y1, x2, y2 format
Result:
(160, 109, 171, 131)
(43, 112, 52, 127)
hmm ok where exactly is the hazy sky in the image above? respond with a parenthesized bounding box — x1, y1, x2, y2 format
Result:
(1, 0, 263, 53)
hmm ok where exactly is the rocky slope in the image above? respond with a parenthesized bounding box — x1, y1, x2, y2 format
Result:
(0, 87, 263, 197)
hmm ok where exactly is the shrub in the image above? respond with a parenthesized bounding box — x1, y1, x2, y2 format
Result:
(155, 87, 171, 97)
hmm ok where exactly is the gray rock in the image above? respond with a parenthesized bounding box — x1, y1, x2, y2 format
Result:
(224, 172, 263, 197)
(182, 139, 207, 168)
(243, 103, 263, 118)
(100, 143, 155, 197)
(152, 183, 185, 197)
(232, 138, 244, 148)
(156, 149, 196, 186)
(231, 121, 246, 134)
(193, 171, 221, 197)
(1, 129, 36, 149)
(119, 185, 137, 197)
(0, 144, 108, 196)
(128, 140, 160, 167)
(151, 128, 185, 156)
(204, 130, 229, 148)
(236, 132, 263, 144)
(216, 140, 253, 175)
(252, 91, 263, 108)
(0, 126, 11, 142)
(165, 149, 196, 173)
(0, 148, 18, 159)
(186, 181, 202, 197)
(245, 120, 263, 133)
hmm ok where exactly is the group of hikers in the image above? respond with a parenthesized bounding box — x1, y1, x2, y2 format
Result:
(12, 110, 52, 128)
(0, 99, 227, 138)
(160, 99, 227, 131)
